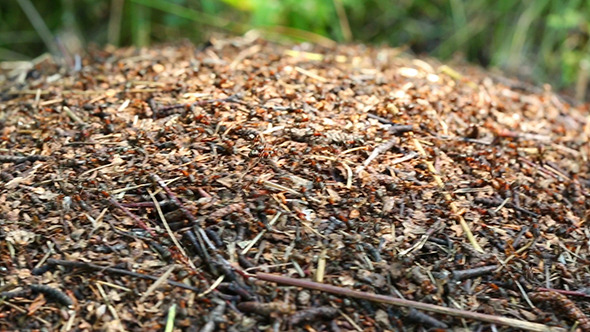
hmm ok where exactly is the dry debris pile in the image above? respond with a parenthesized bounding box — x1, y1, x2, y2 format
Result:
(1, 37, 589, 331)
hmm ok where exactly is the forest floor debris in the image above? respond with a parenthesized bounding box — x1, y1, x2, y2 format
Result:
(1, 36, 589, 331)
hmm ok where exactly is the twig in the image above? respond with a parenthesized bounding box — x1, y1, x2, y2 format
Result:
(429, 134, 493, 145)
(536, 288, 590, 299)
(139, 265, 178, 302)
(2, 300, 51, 326)
(200, 299, 226, 332)
(0, 154, 47, 164)
(62, 106, 88, 126)
(398, 220, 441, 257)
(258, 177, 320, 203)
(30, 284, 73, 307)
(492, 197, 510, 213)
(37, 259, 201, 292)
(474, 197, 540, 218)
(357, 137, 398, 173)
(108, 197, 156, 237)
(529, 291, 590, 331)
(241, 213, 281, 255)
(452, 265, 499, 281)
(208, 203, 246, 221)
(157, 94, 240, 112)
(96, 282, 121, 323)
(255, 272, 564, 332)
(197, 275, 224, 298)
(407, 308, 448, 328)
(316, 248, 327, 283)
(294, 66, 327, 82)
(0, 284, 72, 307)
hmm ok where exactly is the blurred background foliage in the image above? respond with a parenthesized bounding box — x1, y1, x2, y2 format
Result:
(1, 0, 589, 100)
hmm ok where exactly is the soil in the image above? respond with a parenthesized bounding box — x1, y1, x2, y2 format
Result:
(1, 36, 589, 331)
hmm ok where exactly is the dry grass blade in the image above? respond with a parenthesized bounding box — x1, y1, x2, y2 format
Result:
(412, 138, 483, 252)
(147, 189, 195, 270)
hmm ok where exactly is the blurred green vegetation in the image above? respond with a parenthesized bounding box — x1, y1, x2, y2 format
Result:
(1, 0, 589, 100)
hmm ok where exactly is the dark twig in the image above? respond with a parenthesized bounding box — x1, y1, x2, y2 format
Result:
(0, 285, 72, 307)
(108, 197, 156, 237)
(35, 259, 201, 293)
(407, 308, 448, 328)
(388, 124, 415, 136)
(30, 285, 73, 307)
(0, 154, 48, 164)
(474, 197, 539, 218)
(452, 265, 499, 281)
(207, 203, 246, 221)
(200, 298, 227, 332)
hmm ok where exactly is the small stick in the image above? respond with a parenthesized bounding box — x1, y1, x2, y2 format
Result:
(200, 299, 226, 332)
(259, 178, 320, 203)
(138, 265, 178, 302)
(452, 265, 499, 281)
(40, 259, 200, 292)
(30, 284, 73, 307)
(398, 220, 441, 257)
(536, 288, 590, 299)
(294, 66, 327, 82)
(62, 106, 88, 126)
(0, 154, 48, 164)
(197, 275, 224, 298)
(108, 197, 156, 237)
(407, 308, 448, 328)
(120, 200, 170, 208)
(316, 248, 327, 283)
(208, 203, 246, 221)
(241, 213, 281, 255)
(474, 197, 539, 218)
(357, 137, 398, 174)
(157, 94, 237, 112)
(255, 272, 564, 332)
(96, 282, 121, 322)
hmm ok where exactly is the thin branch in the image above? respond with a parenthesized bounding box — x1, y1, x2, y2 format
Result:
(108, 197, 156, 237)
(255, 272, 564, 332)
(40, 259, 200, 292)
